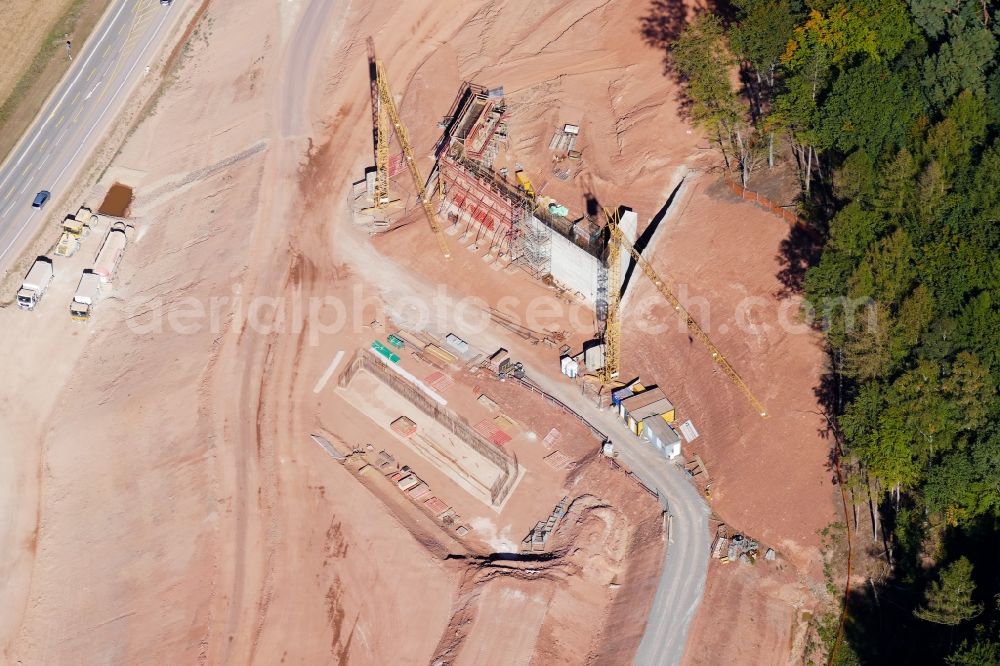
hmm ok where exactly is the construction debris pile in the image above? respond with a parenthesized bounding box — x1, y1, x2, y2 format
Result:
(374, 449, 471, 537)
(712, 525, 775, 565)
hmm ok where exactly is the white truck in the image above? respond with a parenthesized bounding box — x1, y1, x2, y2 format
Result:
(70, 270, 102, 320)
(16, 257, 54, 310)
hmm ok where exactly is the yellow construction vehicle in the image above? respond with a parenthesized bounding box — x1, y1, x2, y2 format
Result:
(367, 38, 450, 259)
(62, 206, 95, 237)
(515, 170, 536, 197)
(603, 207, 767, 417)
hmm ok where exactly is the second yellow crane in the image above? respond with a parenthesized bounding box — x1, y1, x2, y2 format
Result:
(602, 207, 768, 417)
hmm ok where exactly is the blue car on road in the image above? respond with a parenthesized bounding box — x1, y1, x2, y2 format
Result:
(32, 191, 50, 208)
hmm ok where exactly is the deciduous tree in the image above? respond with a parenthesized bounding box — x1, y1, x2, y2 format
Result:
(672, 15, 763, 184)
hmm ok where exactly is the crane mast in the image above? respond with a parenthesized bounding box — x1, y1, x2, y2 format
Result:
(600, 208, 622, 384)
(605, 209, 767, 417)
(367, 39, 450, 258)
(367, 38, 389, 209)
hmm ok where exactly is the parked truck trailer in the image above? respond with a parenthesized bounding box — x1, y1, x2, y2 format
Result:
(16, 257, 54, 310)
(93, 221, 132, 283)
(70, 270, 102, 320)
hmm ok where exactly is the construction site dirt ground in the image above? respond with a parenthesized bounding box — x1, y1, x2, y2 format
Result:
(0, 0, 837, 663)
(362, 0, 838, 658)
(0, 0, 685, 663)
(622, 176, 838, 574)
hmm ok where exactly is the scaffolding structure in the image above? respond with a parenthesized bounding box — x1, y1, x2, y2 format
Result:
(595, 262, 609, 325)
(432, 81, 610, 283)
(519, 215, 552, 278)
(438, 146, 536, 258)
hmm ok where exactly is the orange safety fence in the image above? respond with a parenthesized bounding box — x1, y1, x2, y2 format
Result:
(725, 179, 803, 228)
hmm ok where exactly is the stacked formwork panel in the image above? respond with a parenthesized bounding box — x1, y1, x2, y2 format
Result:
(465, 100, 508, 167)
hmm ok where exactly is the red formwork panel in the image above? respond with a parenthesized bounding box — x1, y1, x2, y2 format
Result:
(424, 496, 450, 515)
(474, 419, 512, 446)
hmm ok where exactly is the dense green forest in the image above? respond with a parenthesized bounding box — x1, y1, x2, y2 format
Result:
(650, 0, 1000, 662)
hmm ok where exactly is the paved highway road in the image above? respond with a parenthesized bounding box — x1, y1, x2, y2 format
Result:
(525, 370, 712, 666)
(0, 0, 186, 277)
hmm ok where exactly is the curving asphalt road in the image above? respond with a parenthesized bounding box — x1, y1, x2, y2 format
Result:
(0, 0, 186, 277)
(524, 369, 712, 666)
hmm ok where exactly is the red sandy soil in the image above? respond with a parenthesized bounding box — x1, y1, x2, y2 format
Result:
(0, 0, 836, 663)
(366, 0, 838, 659)
(0, 0, 679, 663)
(364, 0, 838, 659)
(623, 177, 837, 574)
(683, 557, 817, 666)
(427, 457, 666, 666)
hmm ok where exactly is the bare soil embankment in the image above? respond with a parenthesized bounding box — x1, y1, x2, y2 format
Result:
(0, 0, 834, 663)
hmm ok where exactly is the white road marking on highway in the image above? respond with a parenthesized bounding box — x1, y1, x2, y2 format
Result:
(84, 83, 102, 100)
(18, 182, 29, 194)
(87, 68, 96, 81)
(21, 163, 33, 176)
(54, 115, 66, 128)
(2, 201, 16, 217)
(39, 138, 49, 151)
(72, 91, 81, 104)
(103, 45, 113, 57)
(0, 1, 130, 191)
(3, 189, 12, 201)
(312, 351, 345, 393)
(0, 3, 169, 264)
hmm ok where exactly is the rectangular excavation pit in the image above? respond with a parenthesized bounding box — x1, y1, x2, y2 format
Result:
(97, 183, 133, 217)
(337, 351, 522, 510)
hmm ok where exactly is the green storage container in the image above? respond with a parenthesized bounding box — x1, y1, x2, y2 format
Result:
(371, 340, 400, 363)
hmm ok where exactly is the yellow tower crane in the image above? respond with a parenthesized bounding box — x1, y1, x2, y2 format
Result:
(603, 207, 768, 417)
(367, 38, 450, 259)
(600, 207, 622, 385)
